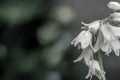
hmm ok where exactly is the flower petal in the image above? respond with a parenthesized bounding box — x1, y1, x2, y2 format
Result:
(80, 31, 92, 49)
(71, 30, 92, 49)
(88, 20, 100, 31)
(111, 39, 120, 56)
(100, 40, 112, 55)
(100, 22, 115, 41)
(82, 20, 100, 32)
(94, 31, 103, 52)
(71, 30, 86, 47)
(85, 60, 105, 80)
(84, 48, 93, 64)
(73, 47, 93, 65)
(110, 24, 120, 37)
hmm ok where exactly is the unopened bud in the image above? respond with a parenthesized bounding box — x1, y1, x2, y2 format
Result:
(107, 1, 120, 11)
(110, 12, 120, 18)
(109, 12, 120, 26)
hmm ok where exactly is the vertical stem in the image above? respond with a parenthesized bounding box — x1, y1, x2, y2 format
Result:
(98, 51, 106, 80)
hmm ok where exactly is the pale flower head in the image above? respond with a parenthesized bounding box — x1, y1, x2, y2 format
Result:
(71, 30, 92, 49)
(94, 22, 120, 56)
(100, 22, 120, 56)
(85, 60, 105, 80)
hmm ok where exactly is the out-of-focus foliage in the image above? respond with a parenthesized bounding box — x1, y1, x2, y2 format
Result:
(0, 0, 120, 80)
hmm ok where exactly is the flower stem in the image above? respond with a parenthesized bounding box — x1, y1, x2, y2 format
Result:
(98, 51, 106, 80)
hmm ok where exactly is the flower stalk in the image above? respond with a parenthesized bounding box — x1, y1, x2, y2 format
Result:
(97, 51, 106, 80)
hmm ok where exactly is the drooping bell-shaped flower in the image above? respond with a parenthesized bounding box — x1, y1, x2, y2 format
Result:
(100, 22, 120, 56)
(94, 22, 120, 56)
(71, 30, 92, 49)
(73, 47, 93, 65)
(85, 59, 105, 80)
(94, 30, 112, 55)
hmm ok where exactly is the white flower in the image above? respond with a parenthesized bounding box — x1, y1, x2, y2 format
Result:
(107, 1, 120, 11)
(73, 47, 93, 65)
(81, 20, 100, 34)
(85, 59, 105, 80)
(100, 22, 120, 56)
(71, 30, 93, 49)
(94, 22, 120, 56)
(94, 30, 111, 55)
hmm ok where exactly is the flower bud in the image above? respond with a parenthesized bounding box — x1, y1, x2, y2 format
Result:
(111, 18, 120, 22)
(107, 1, 120, 11)
(110, 12, 120, 18)
(109, 12, 120, 26)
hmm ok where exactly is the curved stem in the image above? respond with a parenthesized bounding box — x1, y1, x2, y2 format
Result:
(98, 51, 106, 80)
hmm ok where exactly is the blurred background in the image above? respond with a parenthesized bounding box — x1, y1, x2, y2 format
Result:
(0, 0, 120, 80)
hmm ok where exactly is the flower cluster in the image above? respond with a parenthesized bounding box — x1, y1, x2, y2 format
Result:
(71, 1, 120, 80)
